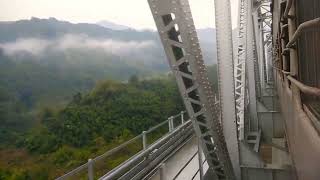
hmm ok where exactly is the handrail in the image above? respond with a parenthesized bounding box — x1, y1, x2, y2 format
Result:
(281, 48, 290, 55)
(146, 120, 169, 133)
(56, 111, 187, 180)
(101, 121, 193, 180)
(272, 66, 282, 71)
(283, 0, 293, 19)
(287, 17, 320, 48)
(282, 70, 291, 75)
(94, 134, 143, 161)
(287, 75, 320, 96)
(273, 65, 290, 75)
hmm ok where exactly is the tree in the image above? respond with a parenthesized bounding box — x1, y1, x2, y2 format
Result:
(129, 74, 139, 84)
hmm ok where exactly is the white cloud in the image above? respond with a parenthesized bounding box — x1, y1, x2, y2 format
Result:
(0, 38, 50, 56)
(56, 34, 156, 55)
(0, 34, 156, 57)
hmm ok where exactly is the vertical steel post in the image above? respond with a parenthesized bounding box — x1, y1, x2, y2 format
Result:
(286, 0, 301, 105)
(214, 0, 240, 177)
(259, 20, 267, 93)
(246, 0, 259, 132)
(142, 131, 148, 150)
(170, 116, 174, 130)
(252, 11, 263, 98)
(88, 159, 94, 180)
(180, 111, 184, 125)
(159, 163, 166, 180)
(168, 116, 174, 132)
(253, 10, 266, 94)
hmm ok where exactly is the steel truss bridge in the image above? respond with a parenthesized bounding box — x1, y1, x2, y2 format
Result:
(58, 0, 320, 179)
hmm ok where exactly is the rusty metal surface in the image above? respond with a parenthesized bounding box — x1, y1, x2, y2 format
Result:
(272, 0, 320, 179)
(287, 75, 320, 96)
(275, 73, 320, 180)
(296, 0, 320, 118)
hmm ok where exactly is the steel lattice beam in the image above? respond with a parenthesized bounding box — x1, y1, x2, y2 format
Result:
(252, 1, 272, 94)
(236, 0, 260, 134)
(148, 0, 235, 179)
(214, 0, 241, 178)
(256, 1, 273, 86)
(235, 0, 249, 141)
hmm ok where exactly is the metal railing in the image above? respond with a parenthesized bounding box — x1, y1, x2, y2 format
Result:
(56, 111, 189, 180)
(101, 120, 193, 179)
(287, 76, 320, 97)
(286, 17, 320, 48)
(283, 0, 293, 19)
(148, 140, 207, 180)
(278, 2, 320, 97)
(274, 0, 320, 178)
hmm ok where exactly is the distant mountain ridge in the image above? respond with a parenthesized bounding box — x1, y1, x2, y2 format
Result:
(0, 17, 216, 43)
(97, 20, 132, 30)
(0, 17, 157, 43)
(0, 17, 217, 64)
(0, 17, 218, 112)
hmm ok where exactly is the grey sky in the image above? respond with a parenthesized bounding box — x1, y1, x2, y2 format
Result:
(1, 0, 239, 30)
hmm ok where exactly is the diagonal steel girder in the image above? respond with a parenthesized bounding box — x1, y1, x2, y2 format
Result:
(147, 0, 235, 179)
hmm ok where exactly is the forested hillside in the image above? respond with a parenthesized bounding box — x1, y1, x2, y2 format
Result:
(0, 17, 219, 179)
(0, 66, 218, 179)
(0, 76, 184, 179)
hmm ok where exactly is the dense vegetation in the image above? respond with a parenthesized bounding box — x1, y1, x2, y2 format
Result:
(0, 75, 186, 179)
(0, 18, 219, 179)
(0, 64, 218, 179)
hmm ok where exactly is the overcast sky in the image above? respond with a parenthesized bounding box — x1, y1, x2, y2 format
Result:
(0, 0, 239, 30)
